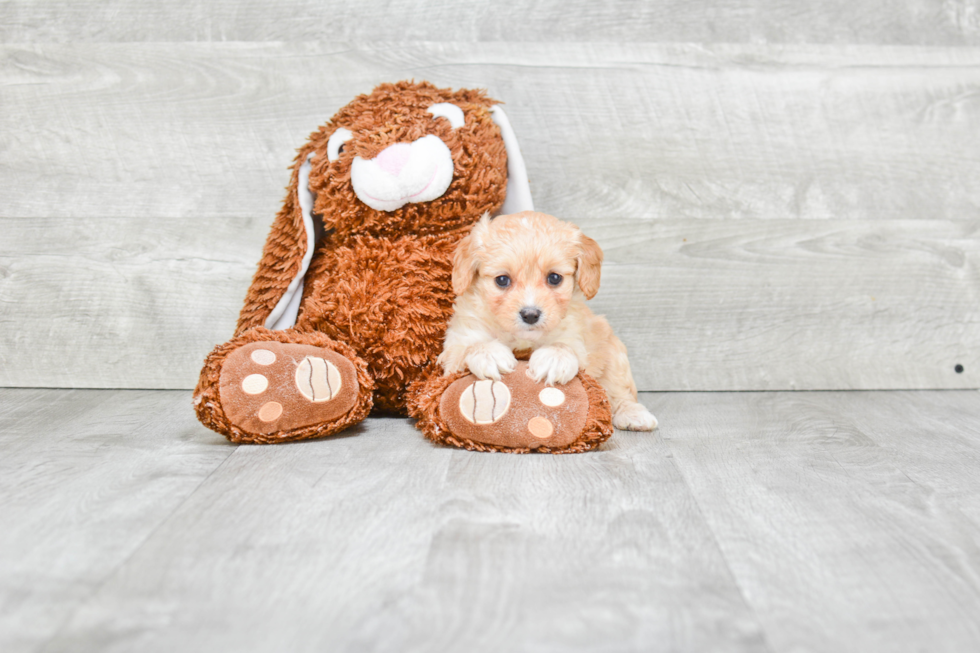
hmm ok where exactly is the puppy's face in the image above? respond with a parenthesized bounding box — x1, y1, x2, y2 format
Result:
(453, 212, 603, 342)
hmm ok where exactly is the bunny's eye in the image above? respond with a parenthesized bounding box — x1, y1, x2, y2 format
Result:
(428, 103, 465, 129)
(327, 127, 353, 162)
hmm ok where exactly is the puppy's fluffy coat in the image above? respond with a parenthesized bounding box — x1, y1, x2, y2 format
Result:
(438, 211, 657, 431)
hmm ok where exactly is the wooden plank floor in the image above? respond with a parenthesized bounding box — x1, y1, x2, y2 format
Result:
(3, 388, 979, 652)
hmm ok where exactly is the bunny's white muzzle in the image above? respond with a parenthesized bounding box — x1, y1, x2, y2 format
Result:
(350, 135, 455, 212)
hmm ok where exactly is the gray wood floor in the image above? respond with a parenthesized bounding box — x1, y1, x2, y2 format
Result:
(2, 387, 979, 653)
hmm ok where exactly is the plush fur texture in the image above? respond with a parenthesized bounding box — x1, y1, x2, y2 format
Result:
(295, 227, 465, 412)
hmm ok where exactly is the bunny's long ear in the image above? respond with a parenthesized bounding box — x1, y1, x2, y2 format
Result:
(490, 106, 534, 215)
(235, 151, 319, 334)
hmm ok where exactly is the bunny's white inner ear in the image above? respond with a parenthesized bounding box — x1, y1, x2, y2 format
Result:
(264, 153, 318, 330)
(490, 106, 534, 215)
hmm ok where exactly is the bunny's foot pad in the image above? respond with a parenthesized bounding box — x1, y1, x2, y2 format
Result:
(218, 342, 361, 437)
(411, 362, 613, 453)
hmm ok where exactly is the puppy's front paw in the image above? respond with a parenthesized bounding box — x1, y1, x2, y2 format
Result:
(528, 345, 580, 386)
(613, 402, 658, 431)
(465, 341, 518, 381)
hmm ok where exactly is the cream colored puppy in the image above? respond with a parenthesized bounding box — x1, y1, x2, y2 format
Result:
(438, 211, 657, 431)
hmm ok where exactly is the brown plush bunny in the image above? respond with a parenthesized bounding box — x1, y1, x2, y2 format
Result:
(194, 81, 612, 452)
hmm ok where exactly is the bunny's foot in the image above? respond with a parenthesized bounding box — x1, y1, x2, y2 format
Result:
(410, 361, 613, 453)
(195, 328, 373, 443)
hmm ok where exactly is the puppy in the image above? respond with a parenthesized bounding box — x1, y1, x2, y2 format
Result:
(438, 211, 658, 431)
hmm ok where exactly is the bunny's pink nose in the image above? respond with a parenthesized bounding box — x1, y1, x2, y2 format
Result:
(374, 143, 412, 177)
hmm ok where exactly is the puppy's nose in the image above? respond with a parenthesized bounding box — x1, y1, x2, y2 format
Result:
(520, 307, 542, 325)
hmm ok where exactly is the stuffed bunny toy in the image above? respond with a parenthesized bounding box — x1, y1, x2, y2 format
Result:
(194, 81, 612, 453)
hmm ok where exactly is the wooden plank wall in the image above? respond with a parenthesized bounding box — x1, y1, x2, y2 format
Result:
(1, 4, 978, 391)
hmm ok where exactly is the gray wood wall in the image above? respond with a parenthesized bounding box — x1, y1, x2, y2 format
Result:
(2, 2, 978, 391)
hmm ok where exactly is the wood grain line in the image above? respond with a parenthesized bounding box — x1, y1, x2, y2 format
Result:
(3, 43, 980, 221)
(4, 1, 980, 46)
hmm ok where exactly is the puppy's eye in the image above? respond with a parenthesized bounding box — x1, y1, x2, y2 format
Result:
(547, 273, 563, 286)
(494, 275, 511, 289)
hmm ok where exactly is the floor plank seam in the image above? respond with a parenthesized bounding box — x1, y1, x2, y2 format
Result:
(34, 442, 242, 651)
(659, 438, 779, 653)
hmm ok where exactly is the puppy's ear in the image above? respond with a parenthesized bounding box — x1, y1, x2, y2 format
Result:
(576, 233, 603, 300)
(452, 213, 491, 296)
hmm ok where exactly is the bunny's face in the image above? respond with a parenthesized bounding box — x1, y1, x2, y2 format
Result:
(306, 81, 509, 238)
